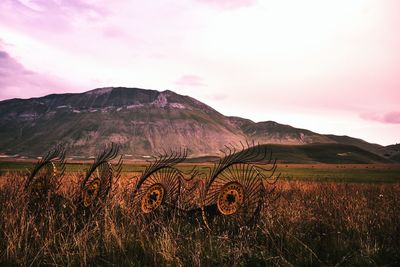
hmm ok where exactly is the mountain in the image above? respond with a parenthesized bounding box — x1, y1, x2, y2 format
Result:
(0, 87, 246, 157)
(0, 87, 396, 162)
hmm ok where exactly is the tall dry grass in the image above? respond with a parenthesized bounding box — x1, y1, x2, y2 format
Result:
(0, 172, 399, 266)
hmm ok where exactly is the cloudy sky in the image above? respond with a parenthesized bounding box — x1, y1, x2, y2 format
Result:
(0, 0, 399, 145)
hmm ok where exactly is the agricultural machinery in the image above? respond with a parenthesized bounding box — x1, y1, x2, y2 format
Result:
(24, 142, 280, 230)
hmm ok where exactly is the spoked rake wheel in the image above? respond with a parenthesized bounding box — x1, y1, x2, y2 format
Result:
(77, 143, 122, 220)
(141, 183, 165, 213)
(80, 161, 113, 211)
(131, 150, 187, 217)
(217, 181, 244, 216)
(202, 163, 264, 231)
(133, 167, 182, 215)
(25, 145, 66, 215)
(82, 177, 101, 208)
(29, 162, 57, 197)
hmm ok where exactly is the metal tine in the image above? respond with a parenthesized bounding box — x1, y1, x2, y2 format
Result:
(56, 154, 67, 190)
(134, 147, 187, 192)
(255, 161, 279, 187)
(267, 162, 278, 178)
(180, 165, 199, 181)
(256, 157, 277, 173)
(112, 153, 123, 171)
(208, 141, 270, 185)
(111, 155, 124, 190)
(58, 145, 67, 177)
(82, 143, 120, 188)
(26, 144, 67, 188)
(51, 144, 68, 190)
(239, 140, 245, 151)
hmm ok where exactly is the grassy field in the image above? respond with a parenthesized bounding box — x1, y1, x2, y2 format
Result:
(0, 163, 399, 266)
(1, 161, 399, 183)
(278, 164, 400, 183)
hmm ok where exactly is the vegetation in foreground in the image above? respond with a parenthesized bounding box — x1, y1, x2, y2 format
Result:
(0, 172, 399, 266)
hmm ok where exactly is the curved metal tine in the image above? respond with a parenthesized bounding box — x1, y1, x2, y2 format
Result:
(266, 162, 278, 178)
(208, 142, 267, 186)
(255, 157, 277, 173)
(114, 155, 124, 180)
(26, 144, 66, 189)
(134, 148, 187, 192)
(178, 167, 197, 184)
(28, 151, 50, 182)
(81, 143, 120, 189)
(58, 146, 67, 175)
(109, 155, 124, 198)
(55, 145, 68, 190)
(143, 148, 187, 174)
(255, 162, 280, 188)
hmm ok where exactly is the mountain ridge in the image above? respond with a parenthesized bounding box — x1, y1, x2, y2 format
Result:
(0, 87, 396, 162)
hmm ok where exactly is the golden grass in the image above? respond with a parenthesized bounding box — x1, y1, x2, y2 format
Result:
(0, 172, 399, 266)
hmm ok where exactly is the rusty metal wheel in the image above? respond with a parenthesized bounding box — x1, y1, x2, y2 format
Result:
(141, 183, 165, 213)
(131, 150, 187, 216)
(25, 145, 66, 215)
(80, 161, 113, 209)
(82, 178, 101, 208)
(133, 166, 181, 215)
(217, 181, 244, 215)
(77, 144, 122, 216)
(201, 163, 264, 231)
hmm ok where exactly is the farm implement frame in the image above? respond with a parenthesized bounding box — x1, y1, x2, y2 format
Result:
(23, 142, 280, 231)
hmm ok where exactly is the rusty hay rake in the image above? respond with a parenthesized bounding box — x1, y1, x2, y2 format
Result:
(20, 142, 279, 231)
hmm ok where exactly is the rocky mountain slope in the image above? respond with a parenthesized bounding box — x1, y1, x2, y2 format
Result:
(0, 87, 396, 161)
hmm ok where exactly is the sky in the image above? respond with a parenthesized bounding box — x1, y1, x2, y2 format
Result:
(0, 0, 399, 146)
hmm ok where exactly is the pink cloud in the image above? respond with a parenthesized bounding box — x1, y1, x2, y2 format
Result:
(0, 0, 107, 34)
(197, 0, 256, 10)
(361, 112, 400, 124)
(102, 26, 126, 39)
(208, 94, 228, 101)
(0, 45, 74, 100)
(175, 75, 204, 86)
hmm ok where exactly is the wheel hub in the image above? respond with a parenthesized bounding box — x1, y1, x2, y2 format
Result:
(141, 183, 165, 213)
(83, 178, 100, 207)
(217, 182, 244, 215)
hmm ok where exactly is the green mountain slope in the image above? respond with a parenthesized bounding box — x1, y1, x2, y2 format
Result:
(265, 143, 391, 164)
(382, 144, 400, 162)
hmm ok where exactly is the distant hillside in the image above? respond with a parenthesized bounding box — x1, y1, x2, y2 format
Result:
(239, 120, 333, 144)
(382, 144, 400, 162)
(324, 135, 383, 156)
(264, 143, 391, 164)
(0, 87, 395, 161)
